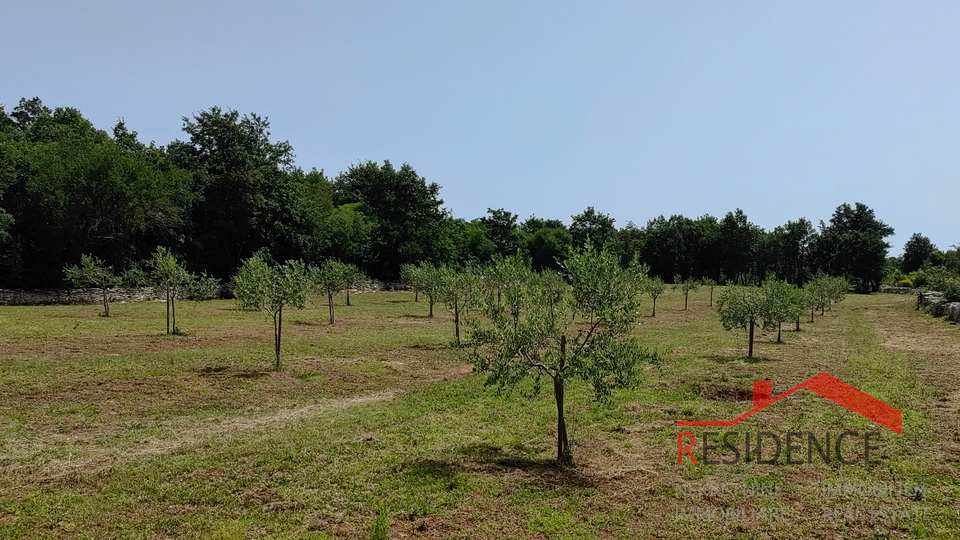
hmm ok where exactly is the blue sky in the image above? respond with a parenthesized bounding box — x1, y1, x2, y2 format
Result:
(4, 1, 958, 254)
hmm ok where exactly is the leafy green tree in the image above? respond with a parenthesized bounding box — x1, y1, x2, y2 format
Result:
(764, 218, 815, 285)
(477, 208, 522, 257)
(440, 218, 496, 267)
(644, 278, 666, 316)
(716, 286, 765, 357)
(719, 209, 763, 285)
(469, 247, 657, 463)
(569, 207, 616, 251)
(332, 160, 446, 278)
(0, 102, 191, 288)
(901, 233, 936, 274)
(311, 260, 349, 325)
(526, 226, 572, 272)
(810, 203, 893, 293)
(149, 247, 194, 335)
(673, 276, 701, 311)
(169, 107, 316, 278)
(315, 203, 377, 266)
(63, 254, 121, 316)
(232, 254, 309, 370)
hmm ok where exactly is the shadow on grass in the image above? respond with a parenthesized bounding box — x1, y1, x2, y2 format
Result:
(703, 353, 776, 364)
(401, 314, 431, 319)
(398, 443, 596, 489)
(291, 320, 321, 326)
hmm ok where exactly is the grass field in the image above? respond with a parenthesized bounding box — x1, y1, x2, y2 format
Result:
(0, 289, 958, 539)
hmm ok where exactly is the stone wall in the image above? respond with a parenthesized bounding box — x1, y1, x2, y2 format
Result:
(0, 287, 160, 306)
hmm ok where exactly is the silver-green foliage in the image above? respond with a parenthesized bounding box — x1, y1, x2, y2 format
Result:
(63, 254, 120, 316)
(716, 286, 765, 357)
(149, 247, 195, 334)
(469, 247, 657, 463)
(760, 277, 803, 341)
(437, 265, 478, 347)
(643, 277, 666, 316)
(232, 254, 309, 370)
(310, 259, 350, 324)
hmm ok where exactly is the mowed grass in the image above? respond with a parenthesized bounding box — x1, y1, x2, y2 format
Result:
(0, 289, 958, 538)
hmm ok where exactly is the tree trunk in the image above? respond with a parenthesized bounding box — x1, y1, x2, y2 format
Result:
(684, 292, 689, 310)
(454, 302, 460, 347)
(274, 307, 282, 371)
(171, 293, 177, 334)
(795, 315, 801, 332)
(554, 335, 571, 464)
(415, 290, 419, 302)
(346, 287, 351, 306)
(748, 319, 755, 357)
(777, 322, 782, 343)
(810, 306, 815, 323)
(709, 287, 714, 307)
(429, 297, 434, 317)
(328, 292, 335, 325)
(101, 288, 110, 317)
(165, 288, 171, 334)
(652, 297, 657, 317)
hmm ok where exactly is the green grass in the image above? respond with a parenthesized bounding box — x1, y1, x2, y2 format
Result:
(0, 289, 958, 538)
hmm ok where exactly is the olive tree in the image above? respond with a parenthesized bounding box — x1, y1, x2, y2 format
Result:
(673, 276, 701, 311)
(437, 265, 478, 347)
(644, 277, 666, 316)
(232, 254, 310, 370)
(760, 278, 803, 342)
(716, 286, 765, 357)
(63, 254, 120, 317)
(702, 278, 718, 306)
(469, 246, 658, 464)
(311, 260, 349, 325)
(149, 247, 194, 335)
(342, 263, 368, 307)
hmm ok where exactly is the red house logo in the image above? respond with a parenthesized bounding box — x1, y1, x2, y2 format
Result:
(678, 373, 902, 434)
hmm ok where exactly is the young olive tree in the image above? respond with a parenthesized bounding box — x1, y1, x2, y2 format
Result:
(412, 262, 443, 317)
(716, 286, 765, 357)
(400, 263, 420, 301)
(342, 263, 367, 306)
(63, 254, 120, 317)
(149, 247, 194, 335)
(311, 260, 349, 325)
(438, 265, 478, 347)
(232, 255, 309, 370)
(702, 278, 718, 306)
(760, 278, 803, 342)
(644, 277, 666, 317)
(673, 276, 701, 311)
(469, 246, 658, 464)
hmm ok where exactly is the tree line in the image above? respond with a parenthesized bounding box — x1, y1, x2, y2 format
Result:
(2, 96, 938, 293)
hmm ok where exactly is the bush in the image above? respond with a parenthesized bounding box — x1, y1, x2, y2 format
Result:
(944, 280, 960, 303)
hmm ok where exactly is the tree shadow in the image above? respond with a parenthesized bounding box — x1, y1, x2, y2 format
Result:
(291, 320, 320, 326)
(702, 353, 776, 364)
(437, 442, 595, 488)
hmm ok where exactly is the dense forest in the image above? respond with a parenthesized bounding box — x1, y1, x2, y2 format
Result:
(1, 97, 957, 292)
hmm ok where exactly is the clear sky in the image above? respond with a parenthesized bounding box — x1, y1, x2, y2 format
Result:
(4, 1, 958, 254)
